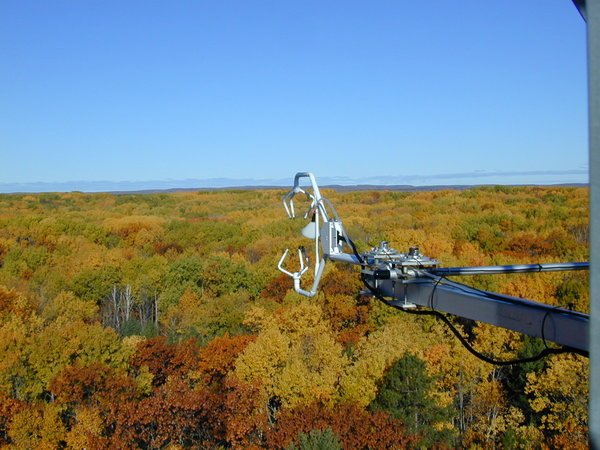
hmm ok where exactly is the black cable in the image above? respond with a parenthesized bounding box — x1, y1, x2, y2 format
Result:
(344, 235, 588, 365)
(541, 305, 569, 350)
(344, 234, 364, 265)
(429, 276, 443, 310)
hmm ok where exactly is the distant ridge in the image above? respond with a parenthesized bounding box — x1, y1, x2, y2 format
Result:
(319, 183, 588, 192)
(104, 183, 589, 195)
(0, 176, 589, 195)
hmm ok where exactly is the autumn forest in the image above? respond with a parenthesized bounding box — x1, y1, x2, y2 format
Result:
(0, 185, 590, 449)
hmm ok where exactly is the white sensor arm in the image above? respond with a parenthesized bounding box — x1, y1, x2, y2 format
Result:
(278, 172, 358, 297)
(282, 172, 328, 221)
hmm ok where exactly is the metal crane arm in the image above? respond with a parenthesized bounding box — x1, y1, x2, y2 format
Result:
(366, 269, 589, 353)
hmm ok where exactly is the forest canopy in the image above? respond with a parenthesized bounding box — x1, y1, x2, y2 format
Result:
(0, 186, 589, 448)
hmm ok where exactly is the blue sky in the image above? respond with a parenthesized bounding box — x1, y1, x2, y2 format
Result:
(0, 1, 589, 192)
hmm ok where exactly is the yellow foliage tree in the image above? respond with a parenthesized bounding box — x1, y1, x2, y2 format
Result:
(41, 291, 98, 324)
(25, 320, 126, 399)
(0, 314, 40, 398)
(421, 321, 489, 434)
(339, 315, 428, 407)
(526, 354, 588, 444)
(7, 402, 66, 450)
(64, 406, 104, 449)
(235, 302, 347, 409)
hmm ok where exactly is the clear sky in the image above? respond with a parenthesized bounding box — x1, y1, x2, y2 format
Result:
(0, 1, 589, 191)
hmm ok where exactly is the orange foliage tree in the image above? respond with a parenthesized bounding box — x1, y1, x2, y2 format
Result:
(266, 402, 416, 449)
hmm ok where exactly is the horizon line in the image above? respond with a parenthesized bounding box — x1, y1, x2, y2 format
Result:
(0, 169, 589, 194)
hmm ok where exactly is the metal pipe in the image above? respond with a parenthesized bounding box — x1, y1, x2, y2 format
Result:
(432, 262, 589, 276)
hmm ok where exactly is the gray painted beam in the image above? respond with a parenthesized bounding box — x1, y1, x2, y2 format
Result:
(588, 0, 600, 446)
(370, 277, 589, 352)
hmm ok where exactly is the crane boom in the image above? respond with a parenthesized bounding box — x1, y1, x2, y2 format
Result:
(367, 263, 589, 352)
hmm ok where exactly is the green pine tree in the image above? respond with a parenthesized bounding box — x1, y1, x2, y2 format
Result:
(369, 352, 456, 447)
